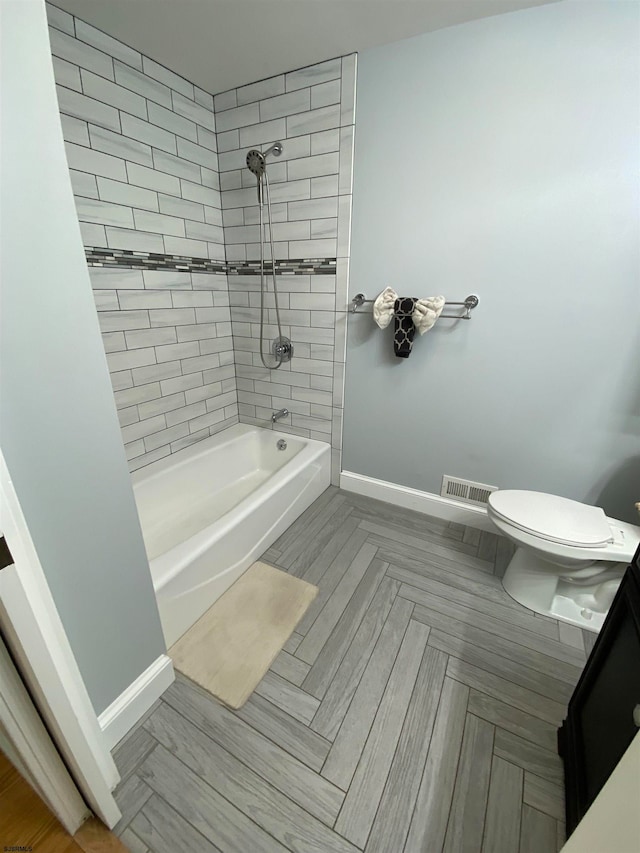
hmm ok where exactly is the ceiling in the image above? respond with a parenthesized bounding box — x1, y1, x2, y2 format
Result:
(54, 0, 559, 96)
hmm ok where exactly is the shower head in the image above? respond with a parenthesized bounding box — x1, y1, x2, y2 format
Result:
(246, 142, 284, 204)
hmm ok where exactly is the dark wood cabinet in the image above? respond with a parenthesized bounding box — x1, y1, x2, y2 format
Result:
(559, 544, 640, 835)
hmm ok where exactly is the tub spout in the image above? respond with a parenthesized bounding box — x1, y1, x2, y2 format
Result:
(271, 408, 289, 423)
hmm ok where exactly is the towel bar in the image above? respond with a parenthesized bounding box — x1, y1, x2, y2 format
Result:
(350, 293, 479, 318)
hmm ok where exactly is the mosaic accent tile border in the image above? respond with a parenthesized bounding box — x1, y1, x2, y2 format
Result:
(85, 247, 337, 276)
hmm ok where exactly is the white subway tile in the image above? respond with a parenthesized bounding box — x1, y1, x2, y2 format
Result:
(107, 347, 156, 371)
(188, 409, 226, 432)
(121, 114, 177, 155)
(176, 323, 219, 342)
(105, 225, 164, 253)
(311, 128, 340, 155)
(338, 125, 355, 194)
(133, 209, 185, 237)
(311, 79, 341, 109)
(218, 129, 240, 153)
(114, 382, 161, 408)
(97, 177, 159, 211)
(118, 406, 139, 427)
(145, 102, 195, 143)
(237, 118, 288, 153)
(260, 88, 310, 122)
(61, 113, 88, 145)
(89, 123, 153, 167)
(204, 205, 223, 226)
(155, 341, 200, 363)
(243, 202, 287, 225)
(142, 57, 194, 99)
(132, 361, 182, 385)
(196, 126, 217, 152)
(180, 354, 223, 375)
(340, 54, 357, 126)
(81, 70, 147, 119)
(121, 414, 167, 443)
(171, 291, 213, 308)
(225, 243, 247, 261)
(185, 221, 223, 242)
(70, 169, 98, 198)
(66, 141, 126, 181)
(98, 309, 149, 331)
(130, 446, 172, 469)
(237, 75, 285, 107)
(172, 92, 215, 130)
(76, 197, 134, 228)
(114, 61, 172, 108)
(142, 270, 192, 289)
(181, 180, 221, 207)
(287, 152, 339, 180)
(52, 56, 81, 92)
(89, 268, 144, 289)
(126, 162, 180, 195)
(286, 58, 341, 92)
(163, 235, 208, 257)
(194, 87, 214, 110)
(158, 194, 204, 221)
(216, 102, 260, 133)
(118, 291, 172, 309)
(267, 179, 311, 204)
(160, 374, 203, 395)
(191, 273, 228, 291)
(185, 380, 223, 404)
(149, 307, 196, 327)
(177, 138, 218, 169)
(271, 220, 311, 242)
(46, 4, 75, 36)
(195, 306, 232, 323)
(57, 86, 120, 132)
(49, 27, 114, 79)
(93, 290, 119, 311)
(152, 150, 201, 182)
(287, 197, 338, 220)
(207, 241, 226, 261)
(75, 19, 142, 71)
(289, 238, 337, 257)
(287, 104, 341, 136)
(125, 327, 177, 349)
(289, 292, 335, 312)
(292, 414, 331, 433)
(138, 392, 187, 420)
(311, 217, 338, 239)
(201, 168, 219, 189)
(220, 186, 258, 209)
(337, 194, 352, 258)
(214, 89, 237, 111)
(311, 174, 339, 198)
(220, 171, 243, 191)
(224, 224, 260, 244)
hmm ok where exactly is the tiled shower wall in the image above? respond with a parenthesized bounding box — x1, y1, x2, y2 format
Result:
(216, 58, 356, 482)
(47, 2, 354, 481)
(46, 2, 237, 472)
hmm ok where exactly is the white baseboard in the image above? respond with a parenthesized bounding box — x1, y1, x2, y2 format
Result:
(98, 654, 174, 752)
(340, 471, 495, 531)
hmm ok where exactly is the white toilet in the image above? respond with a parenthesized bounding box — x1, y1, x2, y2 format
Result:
(487, 490, 640, 632)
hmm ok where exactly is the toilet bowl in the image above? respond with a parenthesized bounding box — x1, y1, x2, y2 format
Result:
(487, 490, 640, 632)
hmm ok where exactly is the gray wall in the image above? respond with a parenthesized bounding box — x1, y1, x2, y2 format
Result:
(1, 0, 166, 715)
(46, 3, 238, 473)
(343, 0, 640, 523)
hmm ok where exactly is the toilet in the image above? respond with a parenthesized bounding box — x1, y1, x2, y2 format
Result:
(487, 490, 640, 632)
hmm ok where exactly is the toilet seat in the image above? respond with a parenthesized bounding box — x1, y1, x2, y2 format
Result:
(488, 490, 614, 549)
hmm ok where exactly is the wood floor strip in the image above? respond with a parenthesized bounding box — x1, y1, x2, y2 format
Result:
(442, 714, 494, 853)
(321, 596, 414, 790)
(162, 677, 344, 825)
(334, 620, 431, 848)
(404, 677, 469, 853)
(254, 671, 319, 725)
(310, 577, 399, 740)
(387, 563, 560, 640)
(295, 528, 370, 636)
(279, 495, 349, 572)
(364, 646, 448, 853)
(235, 693, 330, 772)
(269, 650, 311, 687)
(112, 726, 158, 783)
(494, 728, 564, 785)
(113, 773, 153, 836)
(282, 631, 304, 655)
(523, 772, 566, 821)
(118, 828, 149, 853)
(440, 631, 567, 726)
(302, 557, 388, 698)
(141, 710, 359, 853)
(467, 690, 558, 753)
(481, 756, 523, 853)
(131, 794, 221, 853)
(520, 804, 558, 853)
(296, 542, 378, 664)
(302, 516, 362, 586)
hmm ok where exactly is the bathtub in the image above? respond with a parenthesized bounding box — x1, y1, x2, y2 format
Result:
(132, 423, 331, 647)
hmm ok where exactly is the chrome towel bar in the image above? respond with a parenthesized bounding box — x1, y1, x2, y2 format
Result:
(350, 293, 479, 318)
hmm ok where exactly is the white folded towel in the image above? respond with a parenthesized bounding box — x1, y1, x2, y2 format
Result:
(412, 295, 445, 334)
(373, 287, 397, 329)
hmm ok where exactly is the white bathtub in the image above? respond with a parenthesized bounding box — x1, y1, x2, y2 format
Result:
(132, 423, 331, 647)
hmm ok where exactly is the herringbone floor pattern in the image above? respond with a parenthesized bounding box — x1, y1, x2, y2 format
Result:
(112, 487, 590, 853)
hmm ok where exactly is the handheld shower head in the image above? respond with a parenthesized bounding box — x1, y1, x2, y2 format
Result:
(246, 142, 284, 204)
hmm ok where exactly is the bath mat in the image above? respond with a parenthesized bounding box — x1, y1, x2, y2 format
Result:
(168, 561, 317, 709)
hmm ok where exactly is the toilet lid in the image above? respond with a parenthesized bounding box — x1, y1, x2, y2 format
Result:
(488, 490, 614, 547)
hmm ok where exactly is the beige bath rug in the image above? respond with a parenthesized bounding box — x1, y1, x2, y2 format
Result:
(168, 561, 317, 709)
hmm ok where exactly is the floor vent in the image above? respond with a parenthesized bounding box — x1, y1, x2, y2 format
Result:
(440, 475, 498, 506)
